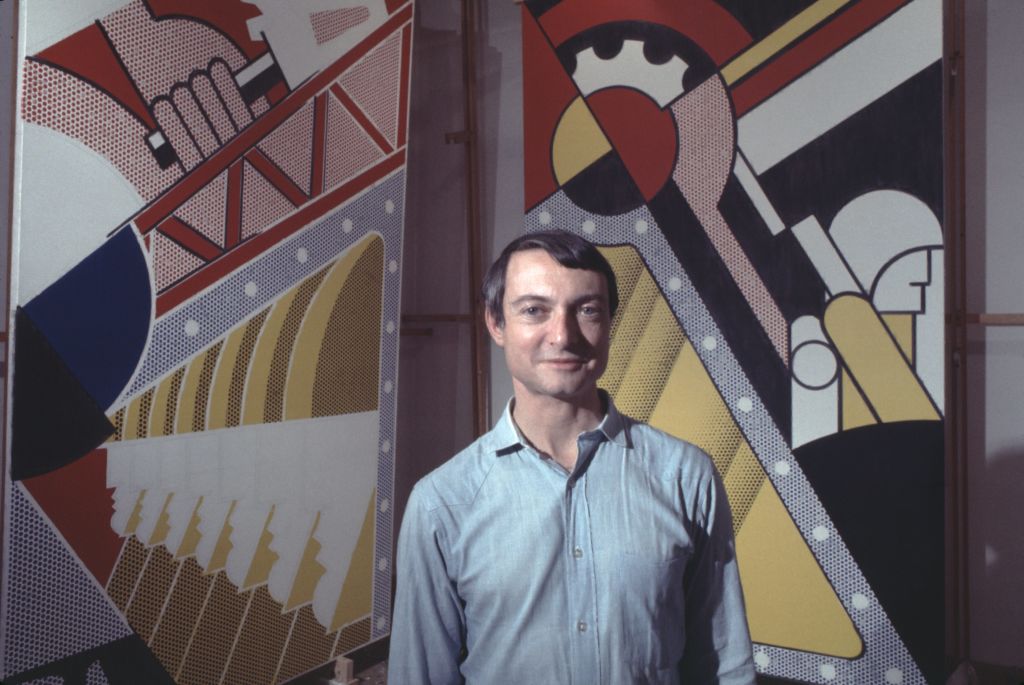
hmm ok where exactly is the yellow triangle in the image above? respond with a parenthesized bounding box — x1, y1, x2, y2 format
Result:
(736, 480, 862, 656)
(331, 489, 376, 631)
(176, 497, 205, 559)
(286, 512, 327, 610)
(243, 505, 281, 588)
(207, 501, 237, 573)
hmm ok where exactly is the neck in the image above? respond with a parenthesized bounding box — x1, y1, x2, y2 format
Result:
(511, 389, 604, 471)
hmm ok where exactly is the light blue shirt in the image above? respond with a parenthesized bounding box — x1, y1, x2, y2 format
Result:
(389, 396, 755, 684)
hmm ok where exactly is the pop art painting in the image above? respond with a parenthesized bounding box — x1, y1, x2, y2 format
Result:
(522, 1, 943, 683)
(3, 1, 412, 683)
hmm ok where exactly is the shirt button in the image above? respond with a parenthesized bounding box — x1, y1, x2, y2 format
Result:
(572, 547, 583, 559)
(577, 621, 588, 633)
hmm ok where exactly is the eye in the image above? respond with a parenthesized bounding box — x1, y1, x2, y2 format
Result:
(580, 304, 602, 317)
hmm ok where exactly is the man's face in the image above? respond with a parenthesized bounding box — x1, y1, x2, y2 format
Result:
(486, 249, 611, 407)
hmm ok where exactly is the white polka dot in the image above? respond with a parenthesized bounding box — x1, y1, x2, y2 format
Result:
(668, 277, 682, 291)
(389, 259, 398, 273)
(342, 218, 353, 233)
(813, 526, 830, 542)
(754, 651, 770, 669)
(885, 668, 904, 684)
(379, 498, 390, 513)
(384, 380, 394, 394)
(774, 461, 791, 476)
(736, 397, 753, 413)
(184, 319, 200, 337)
(538, 210, 552, 225)
(820, 663, 836, 680)
(376, 615, 390, 631)
(582, 219, 596, 234)
(702, 336, 717, 351)
(296, 247, 309, 263)
(635, 219, 648, 234)
(384, 199, 395, 214)
(381, 440, 391, 454)
(852, 593, 870, 610)
(386, 321, 396, 334)
(244, 281, 258, 297)
(377, 557, 389, 572)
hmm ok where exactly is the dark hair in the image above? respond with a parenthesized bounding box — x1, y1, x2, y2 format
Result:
(482, 230, 619, 327)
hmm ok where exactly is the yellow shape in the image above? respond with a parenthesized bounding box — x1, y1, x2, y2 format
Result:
(244, 506, 280, 588)
(601, 265, 659, 398)
(175, 341, 223, 435)
(286, 512, 327, 610)
(613, 295, 685, 421)
(331, 490, 377, 631)
(552, 97, 612, 185)
(149, 493, 175, 546)
(149, 370, 182, 438)
(285, 234, 380, 420)
(824, 294, 940, 422)
(123, 394, 145, 441)
(242, 286, 307, 425)
(211, 319, 262, 429)
(841, 368, 877, 431)
(722, 0, 852, 84)
(207, 501, 237, 573)
(720, 441, 764, 534)
(737, 480, 862, 657)
(125, 490, 146, 536)
(882, 313, 914, 360)
(649, 340, 743, 467)
(176, 497, 204, 559)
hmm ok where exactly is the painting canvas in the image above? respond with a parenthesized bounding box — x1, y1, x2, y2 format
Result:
(522, 1, 944, 683)
(2, 1, 413, 683)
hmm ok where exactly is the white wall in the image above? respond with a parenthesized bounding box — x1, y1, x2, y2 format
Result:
(964, 0, 1024, 671)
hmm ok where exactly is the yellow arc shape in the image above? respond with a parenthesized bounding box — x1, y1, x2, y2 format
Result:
(208, 323, 256, 430)
(552, 96, 612, 185)
(285, 234, 380, 420)
(242, 283, 311, 425)
(824, 294, 940, 422)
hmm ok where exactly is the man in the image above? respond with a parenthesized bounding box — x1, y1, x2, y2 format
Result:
(390, 231, 755, 684)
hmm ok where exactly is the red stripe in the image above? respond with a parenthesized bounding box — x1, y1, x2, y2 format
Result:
(397, 24, 412, 148)
(225, 161, 243, 249)
(156, 150, 405, 317)
(134, 5, 412, 233)
(732, 0, 910, 117)
(330, 83, 394, 154)
(246, 148, 308, 206)
(158, 216, 223, 261)
(311, 93, 327, 198)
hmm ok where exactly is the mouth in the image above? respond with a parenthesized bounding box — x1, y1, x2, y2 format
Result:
(543, 358, 588, 368)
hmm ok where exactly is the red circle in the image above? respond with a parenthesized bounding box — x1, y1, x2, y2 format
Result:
(586, 87, 678, 201)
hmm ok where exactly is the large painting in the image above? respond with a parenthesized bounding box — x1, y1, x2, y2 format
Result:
(2, 1, 412, 683)
(522, 1, 944, 683)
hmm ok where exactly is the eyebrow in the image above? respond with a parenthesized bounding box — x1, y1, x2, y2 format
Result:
(507, 293, 607, 307)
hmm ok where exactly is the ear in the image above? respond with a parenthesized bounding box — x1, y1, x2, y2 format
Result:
(484, 308, 505, 347)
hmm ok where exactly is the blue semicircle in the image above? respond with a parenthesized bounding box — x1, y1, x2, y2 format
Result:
(23, 226, 153, 409)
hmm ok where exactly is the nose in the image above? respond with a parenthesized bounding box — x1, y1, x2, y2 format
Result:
(550, 308, 582, 346)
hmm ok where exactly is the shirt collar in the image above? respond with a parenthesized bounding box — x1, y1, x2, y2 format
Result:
(491, 390, 631, 457)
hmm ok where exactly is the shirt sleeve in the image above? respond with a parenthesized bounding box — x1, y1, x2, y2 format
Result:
(679, 467, 757, 685)
(388, 483, 466, 685)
